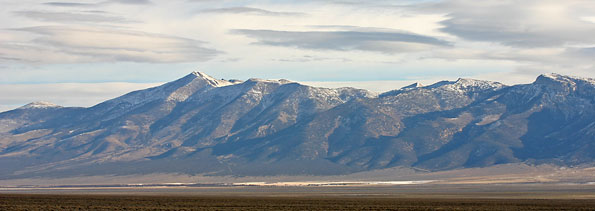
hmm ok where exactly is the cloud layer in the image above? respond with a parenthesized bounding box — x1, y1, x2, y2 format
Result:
(2, 26, 220, 63)
(14, 10, 133, 23)
(233, 29, 451, 54)
(434, 0, 595, 47)
(200, 7, 304, 16)
(0, 0, 594, 111)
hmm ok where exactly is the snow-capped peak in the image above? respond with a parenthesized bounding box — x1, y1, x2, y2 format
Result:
(540, 73, 564, 80)
(451, 78, 505, 90)
(18, 101, 62, 109)
(420, 78, 504, 93)
(190, 71, 239, 87)
(537, 73, 595, 85)
(246, 78, 295, 84)
(534, 73, 595, 92)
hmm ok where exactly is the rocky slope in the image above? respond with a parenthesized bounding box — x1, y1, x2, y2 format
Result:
(0, 72, 593, 178)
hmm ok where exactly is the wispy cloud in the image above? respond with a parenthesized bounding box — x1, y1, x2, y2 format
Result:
(1, 26, 221, 63)
(233, 28, 451, 54)
(43, 0, 152, 8)
(43, 2, 98, 7)
(14, 10, 134, 23)
(108, 0, 152, 5)
(563, 47, 595, 60)
(200, 7, 304, 16)
(273, 55, 351, 63)
(427, 0, 595, 47)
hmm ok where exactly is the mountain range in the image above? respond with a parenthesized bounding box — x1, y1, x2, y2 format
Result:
(0, 72, 594, 178)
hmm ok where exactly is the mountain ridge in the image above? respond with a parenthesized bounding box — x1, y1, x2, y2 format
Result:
(0, 72, 593, 178)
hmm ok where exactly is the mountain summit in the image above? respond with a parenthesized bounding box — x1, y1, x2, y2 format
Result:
(189, 71, 239, 87)
(0, 72, 593, 178)
(17, 101, 62, 109)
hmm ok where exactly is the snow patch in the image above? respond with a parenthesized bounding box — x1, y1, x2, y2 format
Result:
(191, 71, 240, 87)
(18, 101, 61, 109)
(246, 78, 294, 85)
(538, 73, 595, 86)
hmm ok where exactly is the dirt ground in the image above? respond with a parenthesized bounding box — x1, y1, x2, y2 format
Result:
(1, 193, 595, 210)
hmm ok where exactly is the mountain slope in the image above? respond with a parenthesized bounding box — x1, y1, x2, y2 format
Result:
(412, 73, 595, 170)
(0, 72, 593, 178)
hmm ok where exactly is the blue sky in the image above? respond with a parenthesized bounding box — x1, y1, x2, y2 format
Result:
(1, 0, 594, 111)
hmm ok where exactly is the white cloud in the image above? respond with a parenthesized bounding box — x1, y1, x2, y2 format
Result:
(43, 0, 153, 7)
(14, 10, 134, 23)
(1, 26, 220, 63)
(582, 17, 595, 24)
(233, 28, 450, 54)
(199, 7, 304, 16)
(430, 0, 595, 47)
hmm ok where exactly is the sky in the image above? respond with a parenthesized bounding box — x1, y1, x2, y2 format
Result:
(1, 0, 594, 111)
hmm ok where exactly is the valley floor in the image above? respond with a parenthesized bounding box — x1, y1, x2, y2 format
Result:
(1, 186, 595, 211)
(1, 184, 595, 210)
(1, 164, 594, 210)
